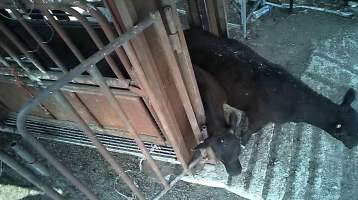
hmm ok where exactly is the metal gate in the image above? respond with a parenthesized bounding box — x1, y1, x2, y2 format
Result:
(0, 0, 208, 199)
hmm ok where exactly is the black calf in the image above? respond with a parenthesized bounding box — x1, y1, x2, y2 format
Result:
(193, 66, 242, 183)
(185, 28, 358, 148)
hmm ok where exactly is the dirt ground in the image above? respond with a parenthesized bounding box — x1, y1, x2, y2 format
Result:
(1, 7, 358, 200)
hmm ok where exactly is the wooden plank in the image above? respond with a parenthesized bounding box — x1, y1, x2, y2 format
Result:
(185, 0, 201, 26)
(150, 12, 202, 144)
(76, 93, 161, 137)
(216, 0, 228, 36)
(106, 0, 192, 167)
(206, 0, 220, 36)
(0, 83, 53, 119)
(160, 0, 206, 127)
(131, 0, 198, 158)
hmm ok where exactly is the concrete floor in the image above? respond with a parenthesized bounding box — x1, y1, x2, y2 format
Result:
(183, 7, 358, 200)
(1, 7, 358, 200)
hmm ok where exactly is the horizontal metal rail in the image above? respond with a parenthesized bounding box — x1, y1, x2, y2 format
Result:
(0, 66, 130, 89)
(0, 75, 139, 97)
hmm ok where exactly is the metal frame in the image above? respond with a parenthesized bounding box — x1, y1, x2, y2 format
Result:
(0, 3, 205, 200)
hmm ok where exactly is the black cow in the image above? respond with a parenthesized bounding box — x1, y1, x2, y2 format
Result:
(193, 66, 242, 185)
(185, 28, 358, 149)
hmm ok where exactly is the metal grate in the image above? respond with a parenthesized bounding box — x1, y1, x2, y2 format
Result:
(2, 115, 178, 163)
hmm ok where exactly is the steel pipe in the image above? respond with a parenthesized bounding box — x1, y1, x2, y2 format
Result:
(10, 141, 50, 176)
(0, 150, 64, 200)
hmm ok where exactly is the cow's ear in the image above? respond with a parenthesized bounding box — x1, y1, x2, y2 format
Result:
(194, 137, 215, 149)
(341, 88, 355, 107)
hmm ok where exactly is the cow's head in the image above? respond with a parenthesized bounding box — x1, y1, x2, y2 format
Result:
(195, 112, 243, 179)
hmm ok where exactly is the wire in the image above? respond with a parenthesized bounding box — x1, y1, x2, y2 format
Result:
(0, 160, 3, 177)
(113, 170, 137, 200)
(138, 144, 160, 172)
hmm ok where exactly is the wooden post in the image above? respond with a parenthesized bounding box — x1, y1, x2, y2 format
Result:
(105, 0, 194, 168)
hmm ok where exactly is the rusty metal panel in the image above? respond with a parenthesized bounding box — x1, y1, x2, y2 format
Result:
(76, 92, 160, 137)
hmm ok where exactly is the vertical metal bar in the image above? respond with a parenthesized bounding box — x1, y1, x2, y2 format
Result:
(10, 141, 50, 177)
(74, 3, 137, 83)
(0, 150, 64, 200)
(16, 17, 156, 200)
(0, 19, 46, 73)
(41, 8, 169, 190)
(10, 9, 67, 73)
(10, 8, 102, 127)
(0, 40, 32, 74)
(241, 0, 247, 38)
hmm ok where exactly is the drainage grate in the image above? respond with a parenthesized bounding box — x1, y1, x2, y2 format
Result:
(2, 115, 178, 163)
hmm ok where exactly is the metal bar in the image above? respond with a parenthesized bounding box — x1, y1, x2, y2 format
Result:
(0, 150, 64, 200)
(0, 75, 138, 97)
(54, 90, 147, 200)
(8, 8, 103, 127)
(0, 124, 179, 163)
(241, 0, 247, 38)
(0, 43, 55, 118)
(153, 155, 202, 200)
(105, 0, 191, 169)
(0, 66, 130, 89)
(61, 7, 125, 80)
(10, 9, 67, 73)
(10, 141, 50, 176)
(75, 2, 139, 84)
(0, 19, 46, 73)
(0, 41, 32, 75)
(16, 13, 154, 200)
(41, 8, 169, 190)
(17, 10, 155, 199)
